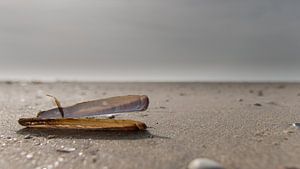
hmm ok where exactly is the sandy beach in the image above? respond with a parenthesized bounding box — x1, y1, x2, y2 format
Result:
(0, 82, 299, 169)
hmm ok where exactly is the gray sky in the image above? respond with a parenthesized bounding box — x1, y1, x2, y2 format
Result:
(0, 0, 300, 81)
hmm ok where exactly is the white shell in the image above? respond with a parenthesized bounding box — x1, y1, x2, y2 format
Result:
(292, 123, 300, 128)
(188, 158, 224, 169)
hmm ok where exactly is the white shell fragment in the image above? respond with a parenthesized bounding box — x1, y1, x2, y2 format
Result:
(56, 146, 76, 153)
(188, 158, 224, 169)
(292, 123, 300, 128)
(26, 153, 33, 159)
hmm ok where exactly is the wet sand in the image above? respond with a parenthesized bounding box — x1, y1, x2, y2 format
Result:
(0, 82, 299, 169)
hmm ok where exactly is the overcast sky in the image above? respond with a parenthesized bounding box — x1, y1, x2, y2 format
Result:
(0, 0, 299, 81)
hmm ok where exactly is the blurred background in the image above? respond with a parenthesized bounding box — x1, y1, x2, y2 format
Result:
(0, 0, 299, 82)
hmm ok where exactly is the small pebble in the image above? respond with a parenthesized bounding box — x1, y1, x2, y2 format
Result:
(47, 135, 57, 139)
(92, 157, 97, 163)
(24, 135, 32, 139)
(26, 153, 33, 159)
(56, 147, 76, 153)
(179, 93, 186, 96)
(188, 158, 224, 169)
(254, 103, 262, 107)
(292, 123, 300, 128)
(34, 140, 41, 146)
(258, 90, 264, 96)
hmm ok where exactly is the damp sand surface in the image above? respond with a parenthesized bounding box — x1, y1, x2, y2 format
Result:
(0, 82, 299, 169)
